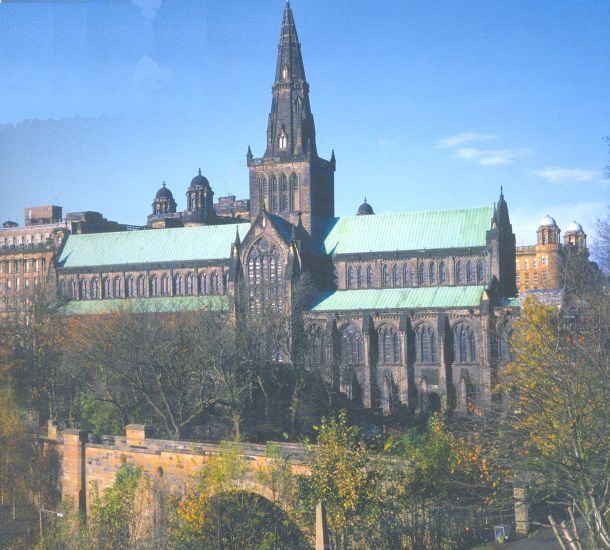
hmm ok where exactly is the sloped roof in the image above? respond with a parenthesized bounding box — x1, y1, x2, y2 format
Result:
(58, 295, 229, 316)
(57, 224, 251, 269)
(309, 286, 486, 312)
(319, 207, 493, 255)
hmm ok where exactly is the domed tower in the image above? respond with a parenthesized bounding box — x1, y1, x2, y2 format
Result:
(147, 182, 182, 228)
(537, 215, 560, 246)
(563, 221, 587, 253)
(183, 169, 217, 226)
(356, 197, 375, 216)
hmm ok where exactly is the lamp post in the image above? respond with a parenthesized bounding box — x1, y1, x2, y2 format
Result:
(38, 493, 64, 545)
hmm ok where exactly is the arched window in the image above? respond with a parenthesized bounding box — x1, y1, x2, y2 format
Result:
(198, 273, 207, 295)
(102, 278, 110, 299)
(341, 324, 364, 366)
(382, 264, 390, 287)
(347, 266, 355, 289)
(366, 265, 374, 287)
(278, 130, 287, 149)
(90, 278, 100, 300)
(79, 279, 88, 300)
(113, 277, 122, 298)
(270, 175, 278, 211)
(246, 239, 283, 312)
(455, 261, 462, 285)
(500, 328, 515, 362)
(137, 275, 146, 297)
(161, 274, 169, 296)
(308, 324, 324, 365)
(402, 264, 411, 287)
(392, 264, 400, 287)
(126, 276, 136, 298)
(150, 275, 158, 297)
(257, 176, 266, 207)
(418, 263, 425, 286)
(416, 325, 438, 363)
(466, 261, 476, 284)
(454, 324, 477, 363)
(439, 262, 447, 284)
(429, 262, 436, 285)
(280, 174, 288, 212)
(477, 260, 485, 283)
(356, 266, 363, 289)
(378, 325, 400, 365)
(209, 272, 219, 295)
(289, 173, 298, 210)
(173, 274, 183, 296)
(185, 273, 195, 295)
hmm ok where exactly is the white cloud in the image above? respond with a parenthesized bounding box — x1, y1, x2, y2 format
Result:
(532, 166, 600, 183)
(436, 132, 497, 148)
(456, 147, 532, 166)
(133, 56, 172, 94)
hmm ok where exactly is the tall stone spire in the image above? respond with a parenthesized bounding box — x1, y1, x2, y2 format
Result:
(264, 1, 316, 159)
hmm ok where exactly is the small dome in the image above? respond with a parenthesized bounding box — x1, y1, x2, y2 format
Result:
(189, 168, 210, 189)
(155, 182, 174, 200)
(357, 197, 375, 216)
(539, 214, 557, 227)
(565, 221, 583, 233)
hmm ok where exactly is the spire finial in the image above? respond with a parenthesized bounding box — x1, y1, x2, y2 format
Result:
(162, 181, 166, 187)
(198, 168, 202, 176)
(364, 196, 367, 203)
(235, 226, 241, 245)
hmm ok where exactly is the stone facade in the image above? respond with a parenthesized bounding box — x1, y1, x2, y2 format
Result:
(53, 3, 522, 418)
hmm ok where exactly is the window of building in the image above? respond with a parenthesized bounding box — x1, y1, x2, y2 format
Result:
(418, 263, 425, 285)
(126, 276, 136, 298)
(289, 173, 298, 210)
(356, 266, 363, 289)
(515, 259, 520, 270)
(402, 263, 411, 286)
(382, 264, 390, 287)
(270, 176, 278, 211)
(137, 275, 146, 297)
(90, 278, 99, 299)
(429, 262, 436, 285)
(24, 260, 29, 273)
(185, 273, 195, 295)
(341, 324, 364, 366)
(308, 324, 324, 365)
(41, 258, 46, 272)
(79, 279, 88, 300)
(416, 325, 437, 363)
(32, 259, 37, 271)
(525, 259, 529, 270)
(15, 260, 20, 273)
(533, 259, 538, 270)
(542, 256, 548, 266)
(173, 274, 183, 296)
(466, 260, 475, 284)
(533, 272, 538, 288)
(281, 65, 288, 80)
(161, 274, 169, 296)
(455, 324, 477, 363)
(378, 325, 399, 365)
(366, 265, 374, 288)
(439, 262, 446, 284)
(278, 131, 287, 149)
(516, 274, 520, 285)
(477, 260, 485, 284)
(455, 261, 462, 285)
(210, 272, 220, 295)
(257, 176, 266, 206)
(347, 266, 355, 289)
(542, 271, 548, 283)
(280, 174, 288, 212)
(198, 273, 207, 295)
(103, 278, 111, 299)
(524, 273, 529, 289)
(392, 264, 400, 287)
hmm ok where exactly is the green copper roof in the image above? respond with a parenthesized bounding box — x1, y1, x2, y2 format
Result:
(58, 295, 230, 316)
(319, 207, 493, 255)
(58, 224, 250, 269)
(309, 286, 486, 312)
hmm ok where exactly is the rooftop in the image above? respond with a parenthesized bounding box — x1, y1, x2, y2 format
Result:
(319, 207, 493, 255)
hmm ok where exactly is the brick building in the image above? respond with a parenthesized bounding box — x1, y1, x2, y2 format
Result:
(54, 3, 520, 417)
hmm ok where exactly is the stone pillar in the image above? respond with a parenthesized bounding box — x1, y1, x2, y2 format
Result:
(126, 424, 154, 446)
(61, 429, 88, 513)
(316, 502, 330, 550)
(47, 419, 60, 440)
(513, 485, 529, 534)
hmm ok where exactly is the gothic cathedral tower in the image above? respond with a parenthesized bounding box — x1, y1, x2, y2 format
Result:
(247, 2, 335, 237)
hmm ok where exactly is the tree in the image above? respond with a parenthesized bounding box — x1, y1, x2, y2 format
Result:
(64, 307, 251, 440)
(499, 291, 610, 548)
(592, 207, 610, 274)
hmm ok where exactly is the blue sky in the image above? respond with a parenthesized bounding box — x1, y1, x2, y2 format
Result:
(0, 0, 608, 245)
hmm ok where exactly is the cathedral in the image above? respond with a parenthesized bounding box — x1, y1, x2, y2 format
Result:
(55, 3, 521, 416)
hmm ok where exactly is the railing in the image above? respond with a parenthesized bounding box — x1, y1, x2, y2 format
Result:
(0, 242, 56, 254)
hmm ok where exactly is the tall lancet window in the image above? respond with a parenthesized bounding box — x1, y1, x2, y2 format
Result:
(278, 130, 287, 150)
(280, 174, 288, 211)
(246, 238, 283, 314)
(281, 65, 288, 80)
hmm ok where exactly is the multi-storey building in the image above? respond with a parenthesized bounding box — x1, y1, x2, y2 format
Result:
(515, 215, 588, 295)
(54, 3, 519, 417)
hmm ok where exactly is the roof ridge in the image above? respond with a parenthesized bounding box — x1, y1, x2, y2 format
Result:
(334, 205, 492, 221)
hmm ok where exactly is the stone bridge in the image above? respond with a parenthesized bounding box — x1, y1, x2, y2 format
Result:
(43, 421, 310, 516)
